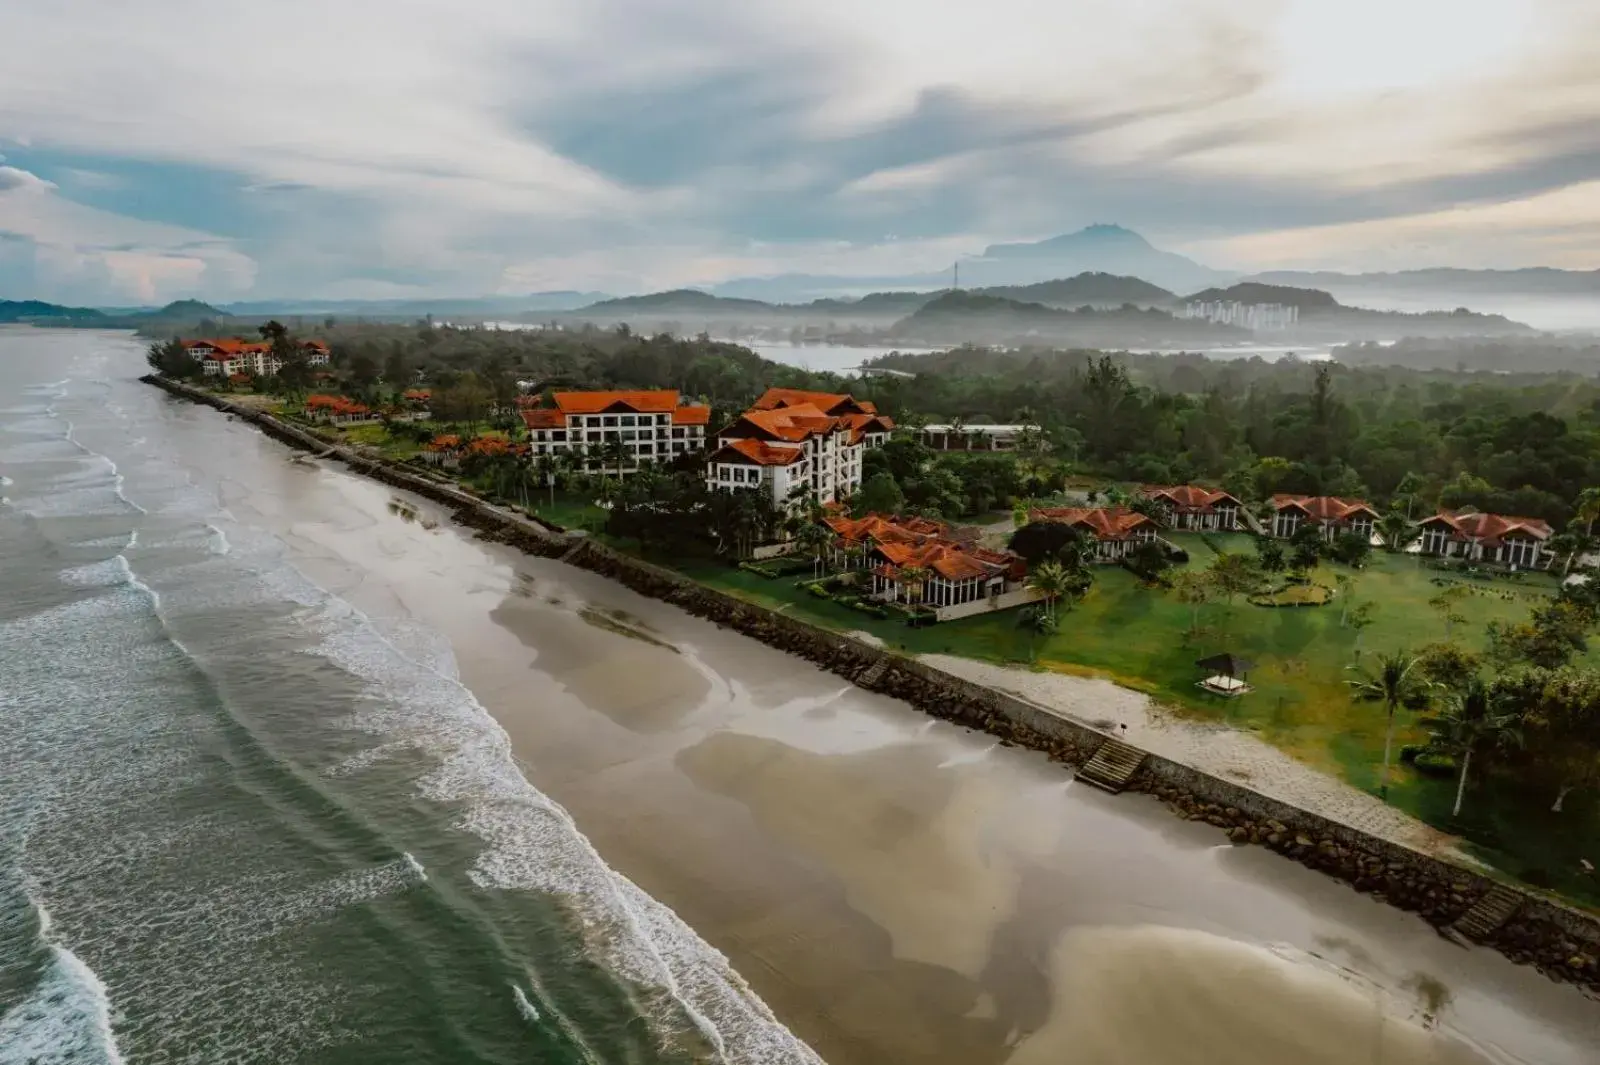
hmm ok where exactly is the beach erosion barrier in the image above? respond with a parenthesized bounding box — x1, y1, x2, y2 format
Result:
(144, 375, 1600, 992)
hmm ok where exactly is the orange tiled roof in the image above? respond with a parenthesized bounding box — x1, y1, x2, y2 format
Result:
(829, 512, 1024, 583)
(752, 387, 880, 416)
(300, 339, 330, 352)
(552, 390, 680, 414)
(729, 403, 841, 442)
(1143, 484, 1240, 511)
(1270, 494, 1379, 521)
(712, 439, 806, 466)
(1028, 506, 1156, 540)
(1421, 509, 1553, 544)
(425, 434, 463, 452)
(520, 408, 565, 430)
(672, 405, 712, 426)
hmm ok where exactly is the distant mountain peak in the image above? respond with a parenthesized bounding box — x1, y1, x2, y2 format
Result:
(980, 224, 1155, 260)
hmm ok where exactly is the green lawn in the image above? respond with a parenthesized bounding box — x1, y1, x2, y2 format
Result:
(525, 491, 608, 532)
(681, 539, 1600, 906)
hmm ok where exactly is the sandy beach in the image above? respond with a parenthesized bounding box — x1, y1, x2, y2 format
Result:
(241, 455, 1600, 1065)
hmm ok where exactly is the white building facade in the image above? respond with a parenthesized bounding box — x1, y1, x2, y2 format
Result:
(521, 390, 710, 477)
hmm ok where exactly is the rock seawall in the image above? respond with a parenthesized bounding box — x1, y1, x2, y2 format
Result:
(143, 375, 1600, 993)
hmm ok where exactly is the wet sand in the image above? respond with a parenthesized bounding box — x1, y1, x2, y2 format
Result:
(226, 452, 1600, 1065)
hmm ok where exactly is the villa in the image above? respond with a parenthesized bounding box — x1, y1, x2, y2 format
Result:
(1028, 506, 1161, 561)
(706, 391, 893, 510)
(303, 394, 376, 425)
(919, 424, 1042, 452)
(519, 390, 711, 476)
(1141, 485, 1247, 531)
(1417, 509, 1555, 569)
(1269, 495, 1379, 541)
(824, 512, 1033, 619)
(185, 337, 331, 377)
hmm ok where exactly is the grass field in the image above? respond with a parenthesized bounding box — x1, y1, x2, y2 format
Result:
(682, 537, 1600, 905)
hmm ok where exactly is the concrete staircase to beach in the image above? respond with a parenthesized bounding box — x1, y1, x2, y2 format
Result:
(1077, 738, 1147, 793)
(1451, 884, 1523, 942)
(855, 659, 890, 688)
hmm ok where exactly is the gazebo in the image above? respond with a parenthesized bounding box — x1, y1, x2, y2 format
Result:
(1196, 653, 1255, 697)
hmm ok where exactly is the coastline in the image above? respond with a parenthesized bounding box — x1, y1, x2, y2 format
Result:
(140, 373, 1600, 995)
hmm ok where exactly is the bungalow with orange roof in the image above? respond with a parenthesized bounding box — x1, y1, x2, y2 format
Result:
(518, 390, 711, 478)
(1028, 506, 1162, 562)
(303, 394, 377, 425)
(824, 512, 1033, 619)
(1269, 495, 1379, 541)
(1141, 484, 1247, 531)
(1417, 509, 1554, 569)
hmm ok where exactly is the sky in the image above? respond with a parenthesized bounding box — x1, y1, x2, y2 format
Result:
(0, 0, 1597, 305)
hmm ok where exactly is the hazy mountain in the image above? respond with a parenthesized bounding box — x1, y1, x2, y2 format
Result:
(708, 226, 1231, 302)
(1186, 282, 1340, 310)
(954, 225, 1230, 292)
(890, 291, 1247, 347)
(223, 292, 606, 319)
(1244, 268, 1600, 331)
(148, 300, 229, 320)
(0, 299, 106, 323)
(977, 272, 1176, 307)
(583, 289, 773, 313)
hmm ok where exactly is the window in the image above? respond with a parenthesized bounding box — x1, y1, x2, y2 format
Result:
(588, 431, 602, 441)
(603, 416, 618, 427)
(587, 416, 602, 426)
(552, 431, 565, 441)
(672, 427, 685, 438)
(620, 415, 635, 426)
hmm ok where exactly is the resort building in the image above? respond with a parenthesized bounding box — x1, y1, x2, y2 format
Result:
(185, 338, 331, 377)
(1028, 506, 1162, 561)
(519, 390, 711, 476)
(824, 512, 1033, 620)
(1417, 509, 1554, 569)
(919, 424, 1042, 452)
(706, 389, 893, 510)
(1269, 495, 1380, 541)
(302, 394, 376, 425)
(1141, 485, 1246, 531)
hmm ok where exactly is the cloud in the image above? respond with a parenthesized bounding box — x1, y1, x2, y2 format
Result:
(0, 0, 1596, 301)
(0, 165, 56, 192)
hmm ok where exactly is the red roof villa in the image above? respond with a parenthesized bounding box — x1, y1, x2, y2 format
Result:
(1418, 509, 1554, 569)
(824, 512, 1031, 619)
(1141, 485, 1247, 531)
(1028, 506, 1161, 561)
(1269, 495, 1379, 541)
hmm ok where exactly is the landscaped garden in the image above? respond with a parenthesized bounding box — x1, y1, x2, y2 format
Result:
(682, 535, 1600, 905)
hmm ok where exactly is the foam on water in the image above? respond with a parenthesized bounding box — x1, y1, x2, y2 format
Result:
(0, 901, 126, 1065)
(307, 595, 824, 1064)
(512, 984, 541, 1023)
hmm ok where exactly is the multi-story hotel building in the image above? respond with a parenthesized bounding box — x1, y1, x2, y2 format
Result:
(519, 390, 711, 475)
(705, 388, 894, 509)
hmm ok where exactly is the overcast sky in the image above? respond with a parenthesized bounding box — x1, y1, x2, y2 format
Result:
(1, 0, 1596, 304)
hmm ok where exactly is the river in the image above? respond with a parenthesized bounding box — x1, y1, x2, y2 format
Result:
(1, 327, 1596, 1064)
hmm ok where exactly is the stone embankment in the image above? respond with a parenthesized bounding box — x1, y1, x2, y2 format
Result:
(144, 375, 1600, 994)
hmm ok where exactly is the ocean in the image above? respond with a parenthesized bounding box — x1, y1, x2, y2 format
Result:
(0, 328, 816, 1064)
(3, 328, 1597, 1065)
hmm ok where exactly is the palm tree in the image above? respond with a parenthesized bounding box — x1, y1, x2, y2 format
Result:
(1548, 525, 1595, 577)
(1348, 651, 1431, 799)
(898, 565, 930, 605)
(1377, 510, 1413, 552)
(1028, 560, 1069, 622)
(1574, 486, 1600, 537)
(1420, 679, 1523, 817)
(1170, 569, 1211, 636)
(793, 519, 833, 579)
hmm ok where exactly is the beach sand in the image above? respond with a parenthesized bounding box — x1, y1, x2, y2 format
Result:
(252, 462, 1599, 1065)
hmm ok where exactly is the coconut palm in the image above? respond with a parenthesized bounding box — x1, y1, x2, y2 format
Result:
(1548, 525, 1595, 577)
(1027, 560, 1070, 622)
(1170, 569, 1211, 636)
(1377, 510, 1414, 551)
(792, 518, 834, 579)
(1348, 650, 1432, 799)
(1574, 486, 1600, 537)
(1420, 679, 1524, 817)
(898, 565, 930, 605)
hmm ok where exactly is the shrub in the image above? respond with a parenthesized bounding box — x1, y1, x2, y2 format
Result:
(739, 561, 780, 579)
(1164, 544, 1189, 564)
(1398, 744, 1424, 764)
(807, 583, 832, 599)
(1413, 751, 1457, 777)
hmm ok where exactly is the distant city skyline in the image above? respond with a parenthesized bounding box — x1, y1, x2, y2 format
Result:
(0, 0, 1596, 304)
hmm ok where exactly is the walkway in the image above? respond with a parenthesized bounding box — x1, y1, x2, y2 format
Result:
(920, 655, 1468, 859)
